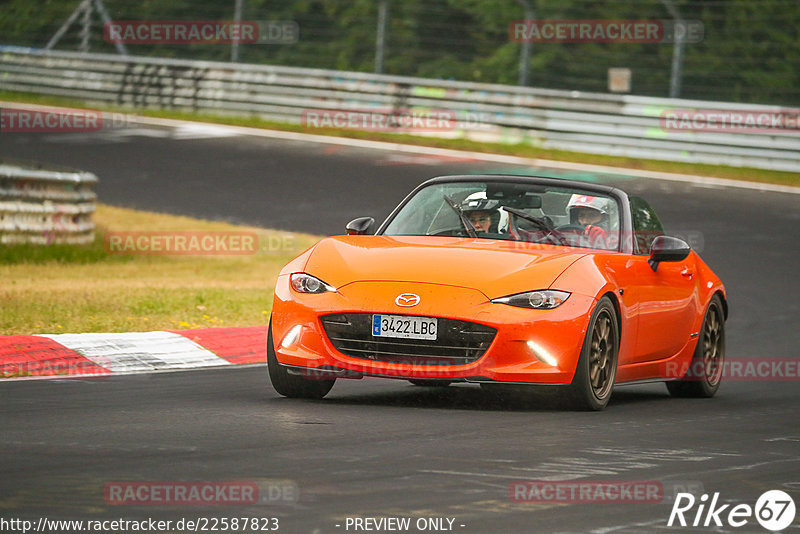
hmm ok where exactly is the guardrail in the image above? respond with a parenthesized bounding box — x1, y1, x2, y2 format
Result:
(1, 48, 798, 172)
(0, 163, 97, 245)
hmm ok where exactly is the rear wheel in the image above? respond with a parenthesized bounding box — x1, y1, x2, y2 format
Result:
(566, 296, 619, 411)
(267, 320, 335, 399)
(666, 295, 724, 398)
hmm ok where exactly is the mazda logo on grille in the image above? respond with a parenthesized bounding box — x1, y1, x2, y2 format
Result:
(395, 293, 421, 307)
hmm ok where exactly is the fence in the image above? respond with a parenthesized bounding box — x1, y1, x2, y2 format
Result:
(1, 48, 798, 172)
(0, 162, 97, 245)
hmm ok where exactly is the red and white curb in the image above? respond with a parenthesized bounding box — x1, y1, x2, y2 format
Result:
(0, 327, 267, 380)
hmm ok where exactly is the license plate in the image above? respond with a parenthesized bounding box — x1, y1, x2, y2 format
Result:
(372, 314, 437, 340)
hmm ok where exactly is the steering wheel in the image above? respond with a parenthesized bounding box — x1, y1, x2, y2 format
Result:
(517, 215, 552, 232)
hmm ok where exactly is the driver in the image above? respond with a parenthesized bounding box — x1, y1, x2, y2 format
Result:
(460, 193, 503, 234)
(567, 195, 613, 248)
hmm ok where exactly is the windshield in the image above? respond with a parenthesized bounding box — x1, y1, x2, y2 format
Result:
(382, 181, 621, 251)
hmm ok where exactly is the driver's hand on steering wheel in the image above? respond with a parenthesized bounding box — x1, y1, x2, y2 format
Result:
(584, 224, 607, 248)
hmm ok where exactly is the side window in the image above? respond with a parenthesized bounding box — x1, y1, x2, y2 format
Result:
(630, 196, 664, 255)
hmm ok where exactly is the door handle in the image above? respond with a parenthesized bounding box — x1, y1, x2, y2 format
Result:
(681, 268, 693, 279)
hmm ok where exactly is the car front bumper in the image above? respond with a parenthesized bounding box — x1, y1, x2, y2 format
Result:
(271, 276, 595, 384)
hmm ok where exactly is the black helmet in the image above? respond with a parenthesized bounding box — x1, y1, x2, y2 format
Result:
(460, 192, 501, 213)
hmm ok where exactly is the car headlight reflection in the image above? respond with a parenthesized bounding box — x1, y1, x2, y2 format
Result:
(491, 290, 570, 309)
(290, 273, 336, 294)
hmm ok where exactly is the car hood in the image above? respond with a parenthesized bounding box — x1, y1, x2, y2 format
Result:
(302, 235, 587, 299)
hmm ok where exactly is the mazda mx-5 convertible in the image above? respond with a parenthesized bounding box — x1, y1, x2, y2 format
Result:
(268, 175, 727, 410)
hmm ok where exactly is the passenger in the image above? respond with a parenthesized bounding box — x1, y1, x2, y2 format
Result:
(566, 195, 614, 249)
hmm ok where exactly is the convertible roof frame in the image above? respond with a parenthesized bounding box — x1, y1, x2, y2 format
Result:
(376, 174, 635, 254)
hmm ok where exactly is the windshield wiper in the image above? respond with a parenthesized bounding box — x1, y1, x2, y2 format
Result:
(442, 194, 478, 238)
(503, 206, 567, 245)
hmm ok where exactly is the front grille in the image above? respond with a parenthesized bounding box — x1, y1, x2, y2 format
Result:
(320, 313, 496, 366)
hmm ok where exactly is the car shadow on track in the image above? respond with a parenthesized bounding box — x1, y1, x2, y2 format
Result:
(269, 383, 674, 412)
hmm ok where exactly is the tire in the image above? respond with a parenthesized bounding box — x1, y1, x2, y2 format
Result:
(408, 379, 452, 387)
(666, 295, 724, 398)
(566, 296, 619, 411)
(267, 319, 335, 399)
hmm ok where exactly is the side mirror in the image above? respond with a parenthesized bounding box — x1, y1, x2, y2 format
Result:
(345, 216, 375, 236)
(648, 235, 690, 272)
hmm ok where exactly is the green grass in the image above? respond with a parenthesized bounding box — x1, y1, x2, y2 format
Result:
(0, 204, 319, 335)
(0, 233, 128, 264)
(2, 90, 798, 187)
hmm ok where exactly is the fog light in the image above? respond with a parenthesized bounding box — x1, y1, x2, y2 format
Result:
(527, 340, 558, 367)
(281, 325, 303, 349)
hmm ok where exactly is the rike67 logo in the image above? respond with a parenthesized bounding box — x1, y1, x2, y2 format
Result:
(668, 490, 796, 531)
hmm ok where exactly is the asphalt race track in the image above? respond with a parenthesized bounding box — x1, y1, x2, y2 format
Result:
(2, 122, 799, 533)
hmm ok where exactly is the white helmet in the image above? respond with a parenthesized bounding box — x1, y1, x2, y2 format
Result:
(567, 194, 614, 221)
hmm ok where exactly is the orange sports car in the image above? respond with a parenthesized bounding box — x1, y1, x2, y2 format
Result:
(268, 175, 727, 410)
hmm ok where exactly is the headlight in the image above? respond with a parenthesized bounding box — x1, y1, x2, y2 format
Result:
(290, 273, 336, 294)
(491, 290, 570, 309)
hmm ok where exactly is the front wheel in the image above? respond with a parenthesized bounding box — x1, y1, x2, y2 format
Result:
(666, 295, 724, 398)
(267, 320, 335, 399)
(566, 296, 619, 411)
